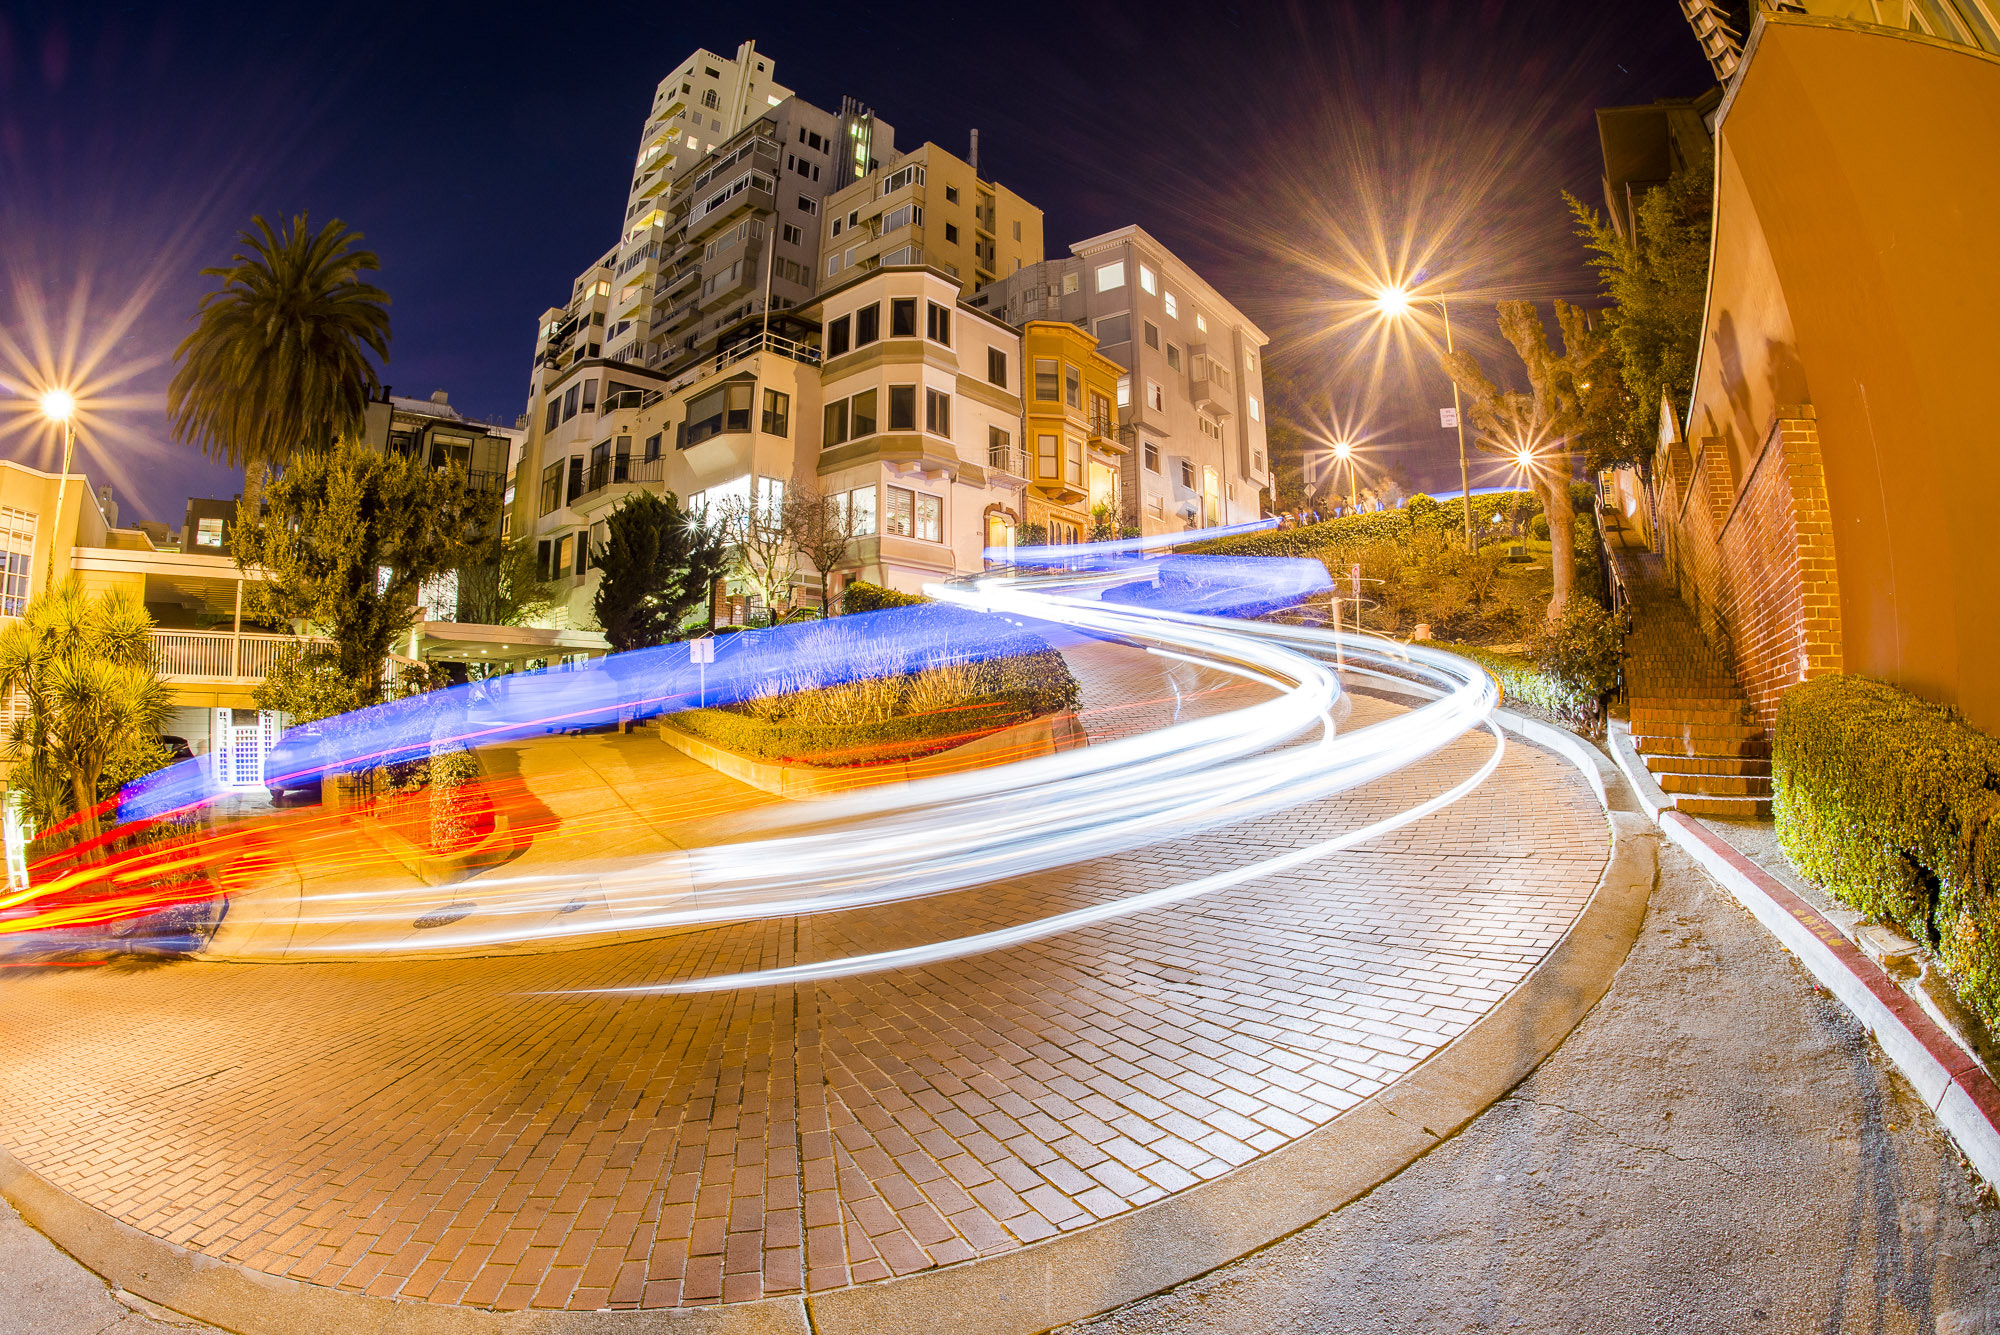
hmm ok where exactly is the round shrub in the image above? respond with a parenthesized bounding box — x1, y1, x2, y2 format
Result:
(1530, 513, 1550, 541)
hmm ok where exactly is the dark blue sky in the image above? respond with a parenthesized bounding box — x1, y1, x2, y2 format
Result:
(0, 0, 1710, 523)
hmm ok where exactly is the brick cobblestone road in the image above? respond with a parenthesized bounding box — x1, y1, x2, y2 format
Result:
(0, 640, 1606, 1312)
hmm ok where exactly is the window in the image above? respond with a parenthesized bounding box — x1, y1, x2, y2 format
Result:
(540, 463, 562, 515)
(844, 485, 877, 536)
(944, 223, 959, 244)
(554, 534, 572, 576)
(567, 456, 585, 504)
(836, 387, 870, 436)
(1253, 449, 1265, 473)
(831, 217, 843, 237)
(925, 388, 951, 436)
(582, 379, 599, 412)
(881, 203, 921, 232)
(888, 385, 917, 431)
(827, 314, 851, 357)
(702, 88, 719, 109)
(886, 486, 915, 536)
(1139, 264, 1157, 295)
(1198, 415, 1223, 441)
(987, 347, 1007, 388)
(757, 475, 787, 517)
(1150, 496, 1165, 518)
(685, 382, 753, 445)
(1117, 375, 1131, 408)
(536, 538, 551, 581)
(1096, 313, 1131, 346)
(645, 432, 663, 461)
(1062, 271, 1079, 295)
(797, 195, 818, 215)
(1034, 358, 1059, 401)
(544, 398, 560, 432)
(1089, 392, 1112, 432)
(915, 491, 942, 542)
(891, 297, 918, 337)
(1143, 441, 1160, 473)
(1095, 262, 1125, 292)
(1180, 460, 1196, 489)
(823, 397, 850, 446)
(1064, 364, 1080, 409)
(1014, 220, 1023, 242)
(781, 222, 803, 244)
(989, 425, 1014, 470)
(882, 164, 924, 194)
(945, 185, 959, 204)
(1167, 344, 1182, 371)
(1196, 313, 1208, 333)
(562, 384, 580, 421)
(1144, 321, 1160, 350)
(1065, 438, 1083, 487)
(1164, 291, 1178, 318)
(826, 253, 843, 278)
(763, 389, 790, 436)
(194, 516, 224, 548)
(855, 304, 880, 346)
(1249, 396, 1261, 422)
(1037, 433, 1058, 479)
(725, 383, 752, 431)
(1147, 380, 1165, 411)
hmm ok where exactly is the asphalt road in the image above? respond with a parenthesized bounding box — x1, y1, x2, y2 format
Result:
(1061, 840, 2000, 1335)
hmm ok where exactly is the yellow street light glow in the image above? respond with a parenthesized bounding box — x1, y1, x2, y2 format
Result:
(1333, 441, 1354, 460)
(1514, 448, 1536, 468)
(40, 388, 76, 423)
(1375, 286, 1411, 316)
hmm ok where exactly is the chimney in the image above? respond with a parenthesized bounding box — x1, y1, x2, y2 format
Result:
(969, 128, 979, 174)
(96, 485, 119, 529)
(430, 389, 450, 405)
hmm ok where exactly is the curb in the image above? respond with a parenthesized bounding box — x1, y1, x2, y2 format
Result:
(1, 704, 1655, 1335)
(1601, 721, 2000, 1188)
(1653, 810, 2000, 1187)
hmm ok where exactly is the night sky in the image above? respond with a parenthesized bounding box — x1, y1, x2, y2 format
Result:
(0, 0, 1712, 524)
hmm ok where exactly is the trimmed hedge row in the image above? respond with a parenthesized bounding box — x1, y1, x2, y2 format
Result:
(671, 697, 1027, 767)
(1775, 674, 2000, 1031)
(1430, 642, 1600, 733)
(841, 580, 928, 613)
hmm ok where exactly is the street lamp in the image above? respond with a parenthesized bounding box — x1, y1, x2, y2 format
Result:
(40, 388, 78, 586)
(1375, 286, 1475, 553)
(1332, 439, 1357, 515)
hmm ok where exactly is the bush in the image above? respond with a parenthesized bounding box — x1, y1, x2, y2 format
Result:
(1186, 509, 1411, 559)
(1431, 643, 1600, 733)
(1776, 675, 2000, 1032)
(1530, 598, 1623, 709)
(1530, 513, 1550, 541)
(841, 580, 928, 614)
(672, 699, 1028, 767)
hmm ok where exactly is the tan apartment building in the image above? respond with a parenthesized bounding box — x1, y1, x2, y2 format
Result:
(819, 142, 1043, 297)
(977, 226, 1270, 534)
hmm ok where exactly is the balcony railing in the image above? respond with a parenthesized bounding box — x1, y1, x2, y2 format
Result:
(601, 387, 664, 413)
(987, 443, 1029, 478)
(663, 329, 822, 395)
(584, 453, 670, 496)
(151, 630, 332, 680)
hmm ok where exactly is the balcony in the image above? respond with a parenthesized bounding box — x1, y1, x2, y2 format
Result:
(663, 329, 822, 395)
(987, 443, 1029, 479)
(152, 630, 332, 682)
(583, 451, 670, 498)
(601, 386, 665, 413)
(1189, 356, 1235, 416)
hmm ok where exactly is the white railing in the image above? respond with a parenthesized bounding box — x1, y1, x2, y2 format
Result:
(150, 629, 330, 679)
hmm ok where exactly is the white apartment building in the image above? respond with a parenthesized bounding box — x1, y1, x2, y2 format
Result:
(976, 226, 1270, 534)
(508, 266, 1026, 622)
(818, 141, 1043, 297)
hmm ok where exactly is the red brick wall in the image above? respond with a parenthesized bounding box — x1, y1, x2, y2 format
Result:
(1655, 406, 1843, 732)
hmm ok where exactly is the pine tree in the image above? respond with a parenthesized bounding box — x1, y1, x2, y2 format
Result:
(592, 492, 728, 652)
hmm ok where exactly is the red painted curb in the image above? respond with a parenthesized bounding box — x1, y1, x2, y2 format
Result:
(1661, 810, 2000, 1130)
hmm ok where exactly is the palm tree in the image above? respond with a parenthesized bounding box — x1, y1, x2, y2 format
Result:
(167, 213, 391, 469)
(0, 578, 172, 848)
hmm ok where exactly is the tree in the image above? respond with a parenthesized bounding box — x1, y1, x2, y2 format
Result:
(1565, 148, 1714, 472)
(784, 474, 859, 615)
(457, 534, 562, 627)
(231, 440, 497, 707)
(0, 578, 171, 847)
(1442, 301, 1612, 622)
(168, 214, 392, 470)
(716, 489, 797, 622)
(592, 491, 727, 652)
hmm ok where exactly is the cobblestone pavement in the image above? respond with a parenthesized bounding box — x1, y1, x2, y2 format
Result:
(0, 641, 1607, 1313)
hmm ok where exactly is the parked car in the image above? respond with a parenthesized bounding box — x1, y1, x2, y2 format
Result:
(264, 726, 329, 802)
(160, 735, 194, 764)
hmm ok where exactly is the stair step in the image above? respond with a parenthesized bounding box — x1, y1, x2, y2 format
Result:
(1672, 794, 1773, 818)
(1628, 706, 1752, 727)
(1631, 721, 1765, 741)
(1656, 772, 1773, 797)
(1635, 735, 1772, 760)
(1644, 755, 1771, 777)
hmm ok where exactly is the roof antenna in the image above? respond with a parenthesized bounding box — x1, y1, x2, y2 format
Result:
(969, 128, 979, 174)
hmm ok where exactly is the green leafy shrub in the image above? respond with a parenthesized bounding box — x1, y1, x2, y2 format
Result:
(1529, 598, 1623, 713)
(1530, 514, 1551, 541)
(672, 700, 1026, 767)
(1430, 642, 1600, 732)
(841, 580, 928, 613)
(1775, 675, 2000, 1032)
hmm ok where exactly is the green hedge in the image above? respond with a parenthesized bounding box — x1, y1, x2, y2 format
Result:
(1776, 674, 2000, 1031)
(671, 697, 1028, 767)
(841, 580, 928, 613)
(1431, 642, 1600, 732)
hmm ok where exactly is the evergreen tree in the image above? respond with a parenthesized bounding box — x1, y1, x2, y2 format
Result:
(592, 492, 728, 652)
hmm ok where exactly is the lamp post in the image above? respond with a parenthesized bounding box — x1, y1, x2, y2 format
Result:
(1333, 439, 1356, 515)
(1375, 287, 1474, 553)
(39, 388, 77, 587)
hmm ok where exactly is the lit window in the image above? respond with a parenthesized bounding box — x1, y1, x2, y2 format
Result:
(915, 491, 942, 542)
(1062, 272, 1079, 295)
(1164, 292, 1178, 318)
(1143, 442, 1160, 473)
(886, 486, 915, 536)
(195, 517, 225, 548)
(1035, 358, 1059, 400)
(1095, 262, 1125, 292)
(1064, 364, 1080, 409)
(1147, 380, 1164, 411)
(1116, 375, 1131, 408)
(1249, 396, 1261, 422)
(1037, 433, 1059, 478)
(846, 486, 877, 536)
(1139, 265, 1156, 295)
(1196, 313, 1208, 334)
(925, 388, 952, 437)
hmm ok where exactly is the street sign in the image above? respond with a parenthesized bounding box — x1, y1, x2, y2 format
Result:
(1439, 407, 1458, 429)
(690, 637, 715, 664)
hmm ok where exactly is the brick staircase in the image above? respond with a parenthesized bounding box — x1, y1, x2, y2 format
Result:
(1608, 534, 1772, 818)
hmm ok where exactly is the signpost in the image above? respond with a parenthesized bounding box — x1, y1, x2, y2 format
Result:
(691, 635, 715, 707)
